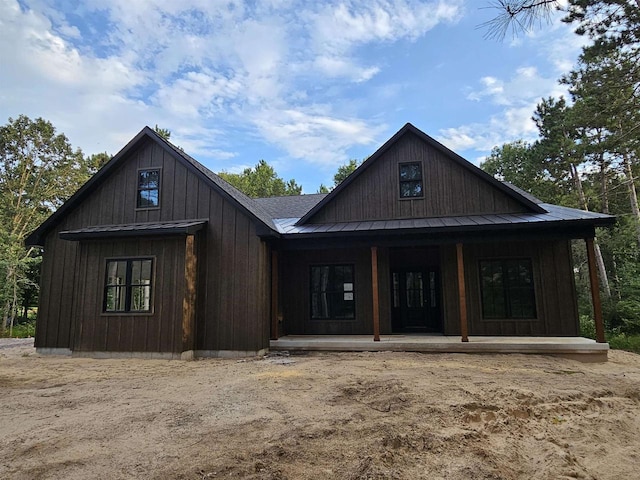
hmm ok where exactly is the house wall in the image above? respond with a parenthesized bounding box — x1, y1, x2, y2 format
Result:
(35, 138, 270, 354)
(441, 239, 579, 336)
(280, 247, 392, 335)
(278, 239, 578, 338)
(309, 131, 529, 223)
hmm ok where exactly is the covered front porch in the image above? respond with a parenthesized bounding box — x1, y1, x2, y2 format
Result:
(270, 335, 609, 361)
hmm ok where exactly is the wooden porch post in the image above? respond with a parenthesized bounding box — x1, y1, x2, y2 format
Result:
(585, 237, 606, 343)
(371, 246, 381, 342)
(182, 234, 197, 359)
(456, 242, 469, 342)
(270, 249, 279, 340)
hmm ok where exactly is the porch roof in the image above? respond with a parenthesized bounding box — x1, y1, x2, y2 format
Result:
(270, 203, 614, 237)
(59, 219, 208, 241)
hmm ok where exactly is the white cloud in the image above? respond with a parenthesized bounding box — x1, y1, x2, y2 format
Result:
(443, 7, 586, 162)
(252, 108, 386, 166)
(1, 0, 464, 173)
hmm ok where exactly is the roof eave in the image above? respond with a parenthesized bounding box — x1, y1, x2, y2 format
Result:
(296, 123, 546, 225)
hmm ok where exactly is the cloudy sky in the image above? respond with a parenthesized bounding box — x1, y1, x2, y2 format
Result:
(0, 0, 585, 192)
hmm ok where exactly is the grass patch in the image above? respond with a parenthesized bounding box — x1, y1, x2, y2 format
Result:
(607, 334, 640, 354)
(0, 319, 36, 339)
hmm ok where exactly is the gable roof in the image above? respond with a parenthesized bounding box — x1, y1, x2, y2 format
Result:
(25, 127, 278, 247)
(297, 123, 547, 225)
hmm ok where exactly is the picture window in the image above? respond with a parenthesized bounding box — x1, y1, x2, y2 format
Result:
(310, 265, 355, 320)
(479, 259, 536, 319)
(104, 258, 153, 313)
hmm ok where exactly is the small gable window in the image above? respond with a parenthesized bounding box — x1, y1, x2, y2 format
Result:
(137, 168, 160, 209)
(399, 162, 423, 198)
(104, 258, 154, 313)
(310, 265, 355, 320)
(479, 259, 536, 319)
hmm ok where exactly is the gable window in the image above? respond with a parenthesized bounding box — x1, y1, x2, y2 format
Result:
(104, 258, 153, 313)
(137, 168, 160, 208)
(399, 162, 423, 198)
(310, 265, 355, 319)
(480, 259, 536, 319)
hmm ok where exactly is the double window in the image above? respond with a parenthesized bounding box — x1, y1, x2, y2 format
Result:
(137, 168, 160, 209)
(104, 258, 153, 313)
(399, 162, 423, 198)
(310, 265, 355, 319)
(479, 259, 536, 319)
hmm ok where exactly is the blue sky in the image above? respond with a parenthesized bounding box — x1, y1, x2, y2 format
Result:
(0, 0, 585, 193)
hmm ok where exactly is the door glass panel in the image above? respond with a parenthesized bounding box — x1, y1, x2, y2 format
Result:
(392, 273, 399, 308)
(429, 271, 437, 307)
(405, 272, 424, 308)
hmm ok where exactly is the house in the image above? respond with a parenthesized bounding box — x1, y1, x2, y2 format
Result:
(25, 123, 614, 359)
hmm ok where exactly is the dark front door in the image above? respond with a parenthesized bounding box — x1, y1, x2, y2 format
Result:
(391, 269, 441, 332)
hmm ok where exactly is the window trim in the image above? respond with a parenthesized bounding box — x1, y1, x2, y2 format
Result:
(135, 167, 162, 211)
(398, 161, 424, 199)
(478, 257, 537, 321)
(309, 263, 356, 321)
(102, 256, 155, 315)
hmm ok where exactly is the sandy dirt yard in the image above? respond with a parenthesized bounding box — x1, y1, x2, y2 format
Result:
(1, 339, 640, 480)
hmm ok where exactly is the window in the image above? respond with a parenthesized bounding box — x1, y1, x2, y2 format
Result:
(310, 265, 355, 319)
(104, 258, 153, 313)
(137, 168, 160, 208)
(399, 162, 423, 198)
(479, 259, 536, 319)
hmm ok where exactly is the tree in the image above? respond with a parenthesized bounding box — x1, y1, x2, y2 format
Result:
(333, 159, 361, 187)
(0, 115, 101, 336)
(317, 184, 330, 194)
(482, 0, 560, 39)
(154, 125, 171, 141)
(480, 140, 562, 203)
(218, 160, 302, 198)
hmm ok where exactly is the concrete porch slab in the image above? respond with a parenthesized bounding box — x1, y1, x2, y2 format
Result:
(270, 335, 608, 361)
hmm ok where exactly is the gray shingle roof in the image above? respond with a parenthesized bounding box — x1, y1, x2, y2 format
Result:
(254, 194, 327, 219)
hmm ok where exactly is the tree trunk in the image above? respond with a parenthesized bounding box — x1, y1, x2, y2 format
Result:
(570, 163, 612, 298)
(623, 154, 640, 249)
(600, 154, 609, 214)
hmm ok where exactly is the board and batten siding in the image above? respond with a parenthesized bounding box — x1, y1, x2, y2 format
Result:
(440, 240, 579, 336)
(35, 138, 270, 353)
(308, 132, 529, 224)
(280, 247, 392, 335)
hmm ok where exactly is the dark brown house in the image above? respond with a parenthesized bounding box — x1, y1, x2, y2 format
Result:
(26, 123, 614, 359)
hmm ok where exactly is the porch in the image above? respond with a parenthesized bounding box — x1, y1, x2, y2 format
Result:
(270, 335, 609, 361)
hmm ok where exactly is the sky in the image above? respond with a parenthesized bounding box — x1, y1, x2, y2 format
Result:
(0, 0, 587, 193)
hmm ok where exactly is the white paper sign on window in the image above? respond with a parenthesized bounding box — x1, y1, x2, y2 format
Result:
(343, 283, 353, 291)
(344, 292, 354, 301)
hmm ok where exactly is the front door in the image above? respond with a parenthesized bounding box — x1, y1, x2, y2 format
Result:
(391, 269, 441, 332)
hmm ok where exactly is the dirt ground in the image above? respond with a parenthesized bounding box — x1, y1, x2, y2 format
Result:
(1, 339, 640, 480)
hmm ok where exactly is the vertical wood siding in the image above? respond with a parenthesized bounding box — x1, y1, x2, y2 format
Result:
(35, 138, 270, 353)
(280, 247, 393, 335)
(309, 132, 529, 223)
(440, 240, 579, 336)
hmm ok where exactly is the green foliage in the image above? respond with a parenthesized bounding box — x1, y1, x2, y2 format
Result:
(607, 334, 640, 354)
(317, 183, 330, 194)
(154, 125, 171, 140)
(481, 140, 563, 203)
(0, 318, 36, 338)
(219, 160, 302, 198)
(0, 115, 103, 335)
(333, 159, 361, 187)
